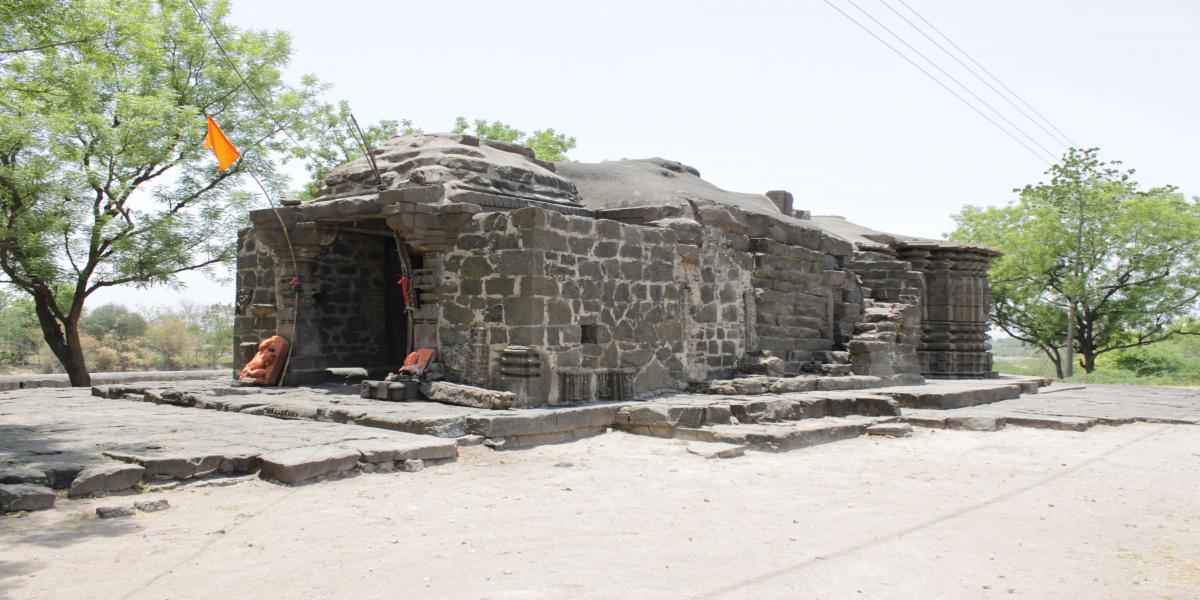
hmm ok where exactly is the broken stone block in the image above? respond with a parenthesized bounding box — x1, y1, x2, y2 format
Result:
(399, 459, 425, 472)
(703, 404, 732, 425)
(0, 467, 49, 486)
(134, 499, 169, 512)
(686, 441, 747, 459)
(344, 437, 457, 464)
(420, 381, 516, 410)
(769, 377, 817, 394)
(946, 416, 1005, 432)
(69, 463, 145, 498)
(456, 435, 485, 446)
(258, 445, 360, 485)
(866, 422, 913, 437)
(0, 483, 56, 512)
(96, 505, 136, 519)
(103, 448, 223, 480)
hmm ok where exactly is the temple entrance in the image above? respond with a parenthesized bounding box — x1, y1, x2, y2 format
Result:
(317, 223, 412, 375)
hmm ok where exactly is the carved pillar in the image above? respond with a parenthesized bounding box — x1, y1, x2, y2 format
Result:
(899, 243, 999, 379)
(254, 220, 339, 385)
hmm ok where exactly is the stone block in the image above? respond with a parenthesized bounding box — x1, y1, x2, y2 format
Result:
(625, 405, 671, 426)
(421, 381, 516, 410)
(69, 463, 146, 498)
(866, 422, 912, 437)
(0, 467, 49, 486)
(258, 445, 360, 485)
(703, 404, 732, 424)
(503, 297, 544, 326)
(668, 405, 705, 428)
(103, 450, 224, 480)
(946, 416, 1005, 432)
(0, 483, 56, 512)
(96, 505, 136, 519)
(769, 377, 817, 393)
(686, 441, 746, 459)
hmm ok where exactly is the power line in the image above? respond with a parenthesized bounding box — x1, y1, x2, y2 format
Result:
(185, 0, 305, 151)
(894, 0, 1079, 148)
(841, 0, 1059, 162)
(877, 0, 1072, 151)
(821, 0, 1054, 165)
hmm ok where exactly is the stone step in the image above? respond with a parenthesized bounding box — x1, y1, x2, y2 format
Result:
(881, 383, 1022, 409)
(901, 409, 1100, 432)
(674, 416, 882, 452)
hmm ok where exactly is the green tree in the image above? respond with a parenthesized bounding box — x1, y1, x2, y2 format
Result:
(452, 116, 576, 162)
(81, 302, 147, 340)
(952, 148, 1200, 377)
(292, 99, 419, 198)
(144, 313, 194, 370)
(0, 288, 39, 365)
(0, 0, 323, 385)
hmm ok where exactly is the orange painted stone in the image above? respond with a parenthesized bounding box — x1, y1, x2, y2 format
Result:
(238, 335, 290, 385)
(398, 347, 436, 376)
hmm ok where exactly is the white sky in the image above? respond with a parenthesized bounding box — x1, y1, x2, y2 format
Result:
(94, 0, 1200, 308)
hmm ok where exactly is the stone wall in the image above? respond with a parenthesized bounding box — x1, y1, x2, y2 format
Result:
(438, 207, 690, 405)
(311, 232, 404, 371)
(678, 227, 753, 379)
(847, 251, 926, 306)
(233, 229, 278, 368)
(848, 301, 923, 383)
(749, 237, 865, 372)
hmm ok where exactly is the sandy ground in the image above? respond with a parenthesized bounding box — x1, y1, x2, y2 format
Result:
(2, 424, 1199, 600)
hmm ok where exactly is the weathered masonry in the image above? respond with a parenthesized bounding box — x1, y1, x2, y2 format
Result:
(235, 133, 999, 405)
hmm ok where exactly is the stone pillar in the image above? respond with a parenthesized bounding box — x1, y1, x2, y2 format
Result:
(899, 243, 998, 379)
(254, 220, 339, 385)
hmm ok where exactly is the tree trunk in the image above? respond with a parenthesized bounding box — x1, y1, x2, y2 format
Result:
(1081, 352, 1097, 374)
(1064, 302, 1075, 378)
(30, 292, 92, 387)
(60, 325, 91, 386)
(1040, 345, 1064, 379)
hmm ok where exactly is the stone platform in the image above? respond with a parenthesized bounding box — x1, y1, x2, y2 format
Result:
(0, 387, 457, 511)
(901, 383, 1200, 431)
(4, 376, 1197, 514)
(89, 375, 1050, 452)
(0, 369, 227, 391)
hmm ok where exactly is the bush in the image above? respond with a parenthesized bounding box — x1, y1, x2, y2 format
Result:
(1109, 345, 1200, 378)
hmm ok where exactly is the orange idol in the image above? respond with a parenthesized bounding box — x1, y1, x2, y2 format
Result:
(238, 335, 290, 385)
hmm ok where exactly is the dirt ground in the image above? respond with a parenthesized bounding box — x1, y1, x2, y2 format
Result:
(2, 424, 1199, 599)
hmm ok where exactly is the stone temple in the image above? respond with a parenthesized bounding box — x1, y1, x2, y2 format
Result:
(234, 133, 998, 407)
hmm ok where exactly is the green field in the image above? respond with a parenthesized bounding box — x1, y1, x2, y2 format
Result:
(992, 335, 1200, 386)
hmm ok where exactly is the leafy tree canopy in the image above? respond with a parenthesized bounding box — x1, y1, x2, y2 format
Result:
(452, 116, 577, 162)
(0, 0, 322, 384)
(951, 148, 1200, 376)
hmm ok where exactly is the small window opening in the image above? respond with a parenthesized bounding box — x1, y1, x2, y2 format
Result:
(580, 324, 599, 345)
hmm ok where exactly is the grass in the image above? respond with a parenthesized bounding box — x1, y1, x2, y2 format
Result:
(993, 350, 1200, 386)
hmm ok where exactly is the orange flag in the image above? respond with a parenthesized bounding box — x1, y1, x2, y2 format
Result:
(203, 114, 240, 172)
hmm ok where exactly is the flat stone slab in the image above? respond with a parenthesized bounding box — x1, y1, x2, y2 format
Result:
(259, 445, 361, 485)
(0, 387, 457, 499)
(901, 384, 1200, 431)
(866, 422, 912, 437)
(680, 416, 882, 452)
(68, 463, 145, 498)
(0, 370, 226, 391)
(878, 382, 1023, 409)
(0, 483, 56, 512)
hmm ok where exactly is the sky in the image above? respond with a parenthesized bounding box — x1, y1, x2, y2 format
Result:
(93, 0, 1200, 308)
